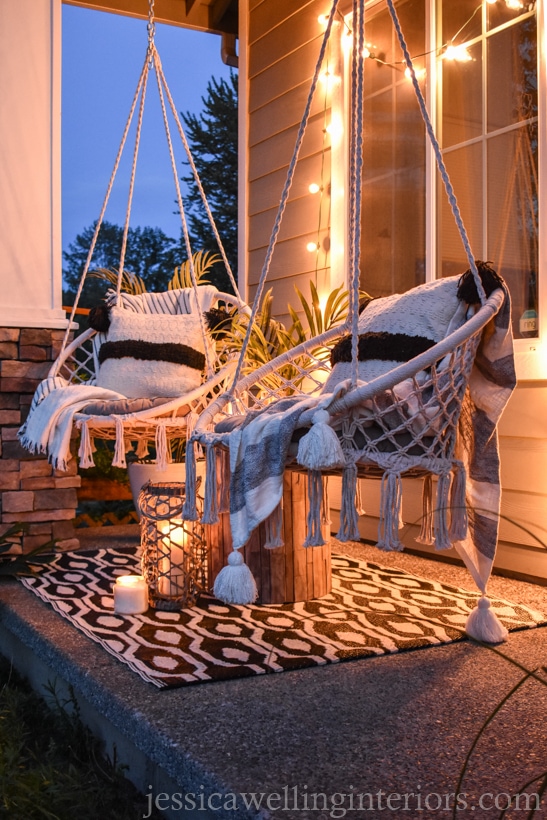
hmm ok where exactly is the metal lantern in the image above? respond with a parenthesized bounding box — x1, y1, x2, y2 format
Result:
(138, 481, 207, 610)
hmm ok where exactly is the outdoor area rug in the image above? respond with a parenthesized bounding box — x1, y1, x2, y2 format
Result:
(19, 547, 546, 689)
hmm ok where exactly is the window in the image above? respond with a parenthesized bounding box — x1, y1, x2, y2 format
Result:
(339, 0, 545, 377)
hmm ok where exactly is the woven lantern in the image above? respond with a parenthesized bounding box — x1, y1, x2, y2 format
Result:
(138, 482, 207, 610)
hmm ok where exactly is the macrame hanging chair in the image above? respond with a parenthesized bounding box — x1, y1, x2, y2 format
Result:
(187, 0, 517, 644)
(19, 0, 249, 474)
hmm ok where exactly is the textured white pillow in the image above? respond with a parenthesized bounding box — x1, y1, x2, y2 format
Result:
(323, 276, 468, 393)
(95, 308, 208, 399)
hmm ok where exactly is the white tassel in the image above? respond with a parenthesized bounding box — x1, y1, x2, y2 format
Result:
(434, 472, 452, 550)
(264, 501, 284, 548)
(182, 439, 198, 521)
(336, 462, 360, 542)
(416, 474, 434, 545)
(377, 472, 403, 551)
(213, 549, 258, 605)
(112, 417, 127, 468)
(297, 409, 345, 470)
(78, 422, 95, 469)
(202, 442, 219, 524)
(155, 422, 169, 471)
(304, 470, 326, 547)
(465, 596, 508, 643)
(449, 462, 468, 541)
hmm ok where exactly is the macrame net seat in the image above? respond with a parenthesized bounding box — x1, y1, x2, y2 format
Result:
(183, 0, 517, 647)
(19, 2, 247, 474)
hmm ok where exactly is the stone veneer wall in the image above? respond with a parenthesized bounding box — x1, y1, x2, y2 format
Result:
(0, 327, 80, 553)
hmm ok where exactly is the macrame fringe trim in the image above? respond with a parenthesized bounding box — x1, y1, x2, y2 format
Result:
(416, 473, 434, 545)
(304, 470, 326, 547)
(154, 422, 169, 472)
(264, 502, 284, 548)
(434, 472, 452, 550)
(336, 462, 360, 542)
(297, 409, 345, 470)
(181, 439, 199, 521)
(449, 462, 468, 541)
(213, 548, 258, 605)
(202, 442, 219, 524)
(465, 596, 508, 643)
(112, 417, 127, 469)
(377, 471, 404, 551)
(136, 438, 150, 460)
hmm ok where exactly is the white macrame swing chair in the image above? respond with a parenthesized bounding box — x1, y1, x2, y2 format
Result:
(19, 0, 248, 476)
(185, 0, 517, 644)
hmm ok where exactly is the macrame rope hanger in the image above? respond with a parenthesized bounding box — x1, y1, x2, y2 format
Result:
(59, 0, 241, 375)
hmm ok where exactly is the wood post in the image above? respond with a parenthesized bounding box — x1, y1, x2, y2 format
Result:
(206, 469, 331, 604)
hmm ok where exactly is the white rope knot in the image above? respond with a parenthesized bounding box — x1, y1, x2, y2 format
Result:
(477, 596, 491, 611)
(227, 550, 244, 566)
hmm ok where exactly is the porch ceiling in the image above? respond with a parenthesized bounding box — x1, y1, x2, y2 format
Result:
(64, 0, 238, 36)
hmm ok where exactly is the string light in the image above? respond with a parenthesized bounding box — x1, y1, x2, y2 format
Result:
(443, 43, 473, 61)
(405, 66, 426, 80)
(307, 241, 320, 253)
(309, 183, 322, 194)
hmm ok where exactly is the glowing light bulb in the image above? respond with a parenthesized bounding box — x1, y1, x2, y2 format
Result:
(363, 46, 371, 59)
(309, 183, 321, 194)
(405, 66, 426, 81)
(319, 69, 341, 87)
(317, 13, 329, 26)
(505, 0, 523, 8)
(485, 0, 497, 4)
(307, 241, 320, 253)
(443, 44, 472, 62)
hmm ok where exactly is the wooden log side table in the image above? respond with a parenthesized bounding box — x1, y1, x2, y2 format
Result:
(206, 469, 332, 604)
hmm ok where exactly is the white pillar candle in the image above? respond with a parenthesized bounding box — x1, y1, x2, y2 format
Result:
(158, 521, 188, 597)
(113, 574, 148, 615)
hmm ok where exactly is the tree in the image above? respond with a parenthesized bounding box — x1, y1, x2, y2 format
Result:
(180, 71, 238, 294)
(62, 221, 184, 308)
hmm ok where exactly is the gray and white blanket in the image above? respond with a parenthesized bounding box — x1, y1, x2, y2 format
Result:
(214, 287, 516, 597)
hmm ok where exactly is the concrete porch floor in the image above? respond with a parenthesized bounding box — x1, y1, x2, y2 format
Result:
(1, 526, 547, 820)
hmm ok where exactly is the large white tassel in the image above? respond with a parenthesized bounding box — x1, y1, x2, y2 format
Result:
(336, 462, 360, 542)
(465, 596, 508, 643)
(112, 417, 127, 468)
(202, 442, 219, 524)
(416, 473, 434, 545)
(377, 472, 403, 551)
(264, 501, 284, 548)
(449, 462, 468, 541)
(182, 439, 198, 521)
(78, 421, 95, 469)
(304, 470, 326, 547)
(154, 422, 169, 472)
(434, 472, 452, 550)
(297, 409, 345, 470)
(213, 548, 258, 605)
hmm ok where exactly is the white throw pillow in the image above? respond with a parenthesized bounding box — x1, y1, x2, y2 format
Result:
(95, 308, 208, 399)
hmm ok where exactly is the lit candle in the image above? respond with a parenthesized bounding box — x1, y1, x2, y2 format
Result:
(158, 522, 188, 597)
(113, 574, 148, 615)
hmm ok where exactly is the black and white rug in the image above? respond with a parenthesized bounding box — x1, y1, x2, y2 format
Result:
(20, 548, 546, 689)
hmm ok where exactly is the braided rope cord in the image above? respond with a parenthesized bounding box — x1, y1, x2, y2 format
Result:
(152, 46, 213, 376)
(227, 0, 341, 396)
(385, 0, 486, 305)
(349, 0, 365, 388)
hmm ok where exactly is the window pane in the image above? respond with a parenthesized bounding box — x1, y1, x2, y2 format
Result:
(487, 18, 537, 132)
(442, 41, 482, 147)
(441, 0, 481, 45)
(487, 126, 538, 339)
(439, 143, 483, 277)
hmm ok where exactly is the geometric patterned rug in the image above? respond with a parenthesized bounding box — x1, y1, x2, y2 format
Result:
(20, 547, 546, 689)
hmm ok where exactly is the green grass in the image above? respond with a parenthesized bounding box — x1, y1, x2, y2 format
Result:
(0, 656, 162, 819)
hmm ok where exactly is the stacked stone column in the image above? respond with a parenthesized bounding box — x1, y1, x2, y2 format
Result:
(0, 327, 80, 553)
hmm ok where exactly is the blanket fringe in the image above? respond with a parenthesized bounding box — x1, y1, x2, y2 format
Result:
(377, 471, 403, 551)
(416, 474, 434, 545)
(465, 596, 508, 643)
(181, 439, 198, 521)
(297, 409, 345, 470)
(304, 470, 326, 547)
(264, 502, 284, 548)
(77, 421, 95, 469)
(154, 422, 169, 471)
(202, 442, 219, 524)
(213, 548, 258, 605)
(336, 462, 360, 542)
(434, 472, 452, 550)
